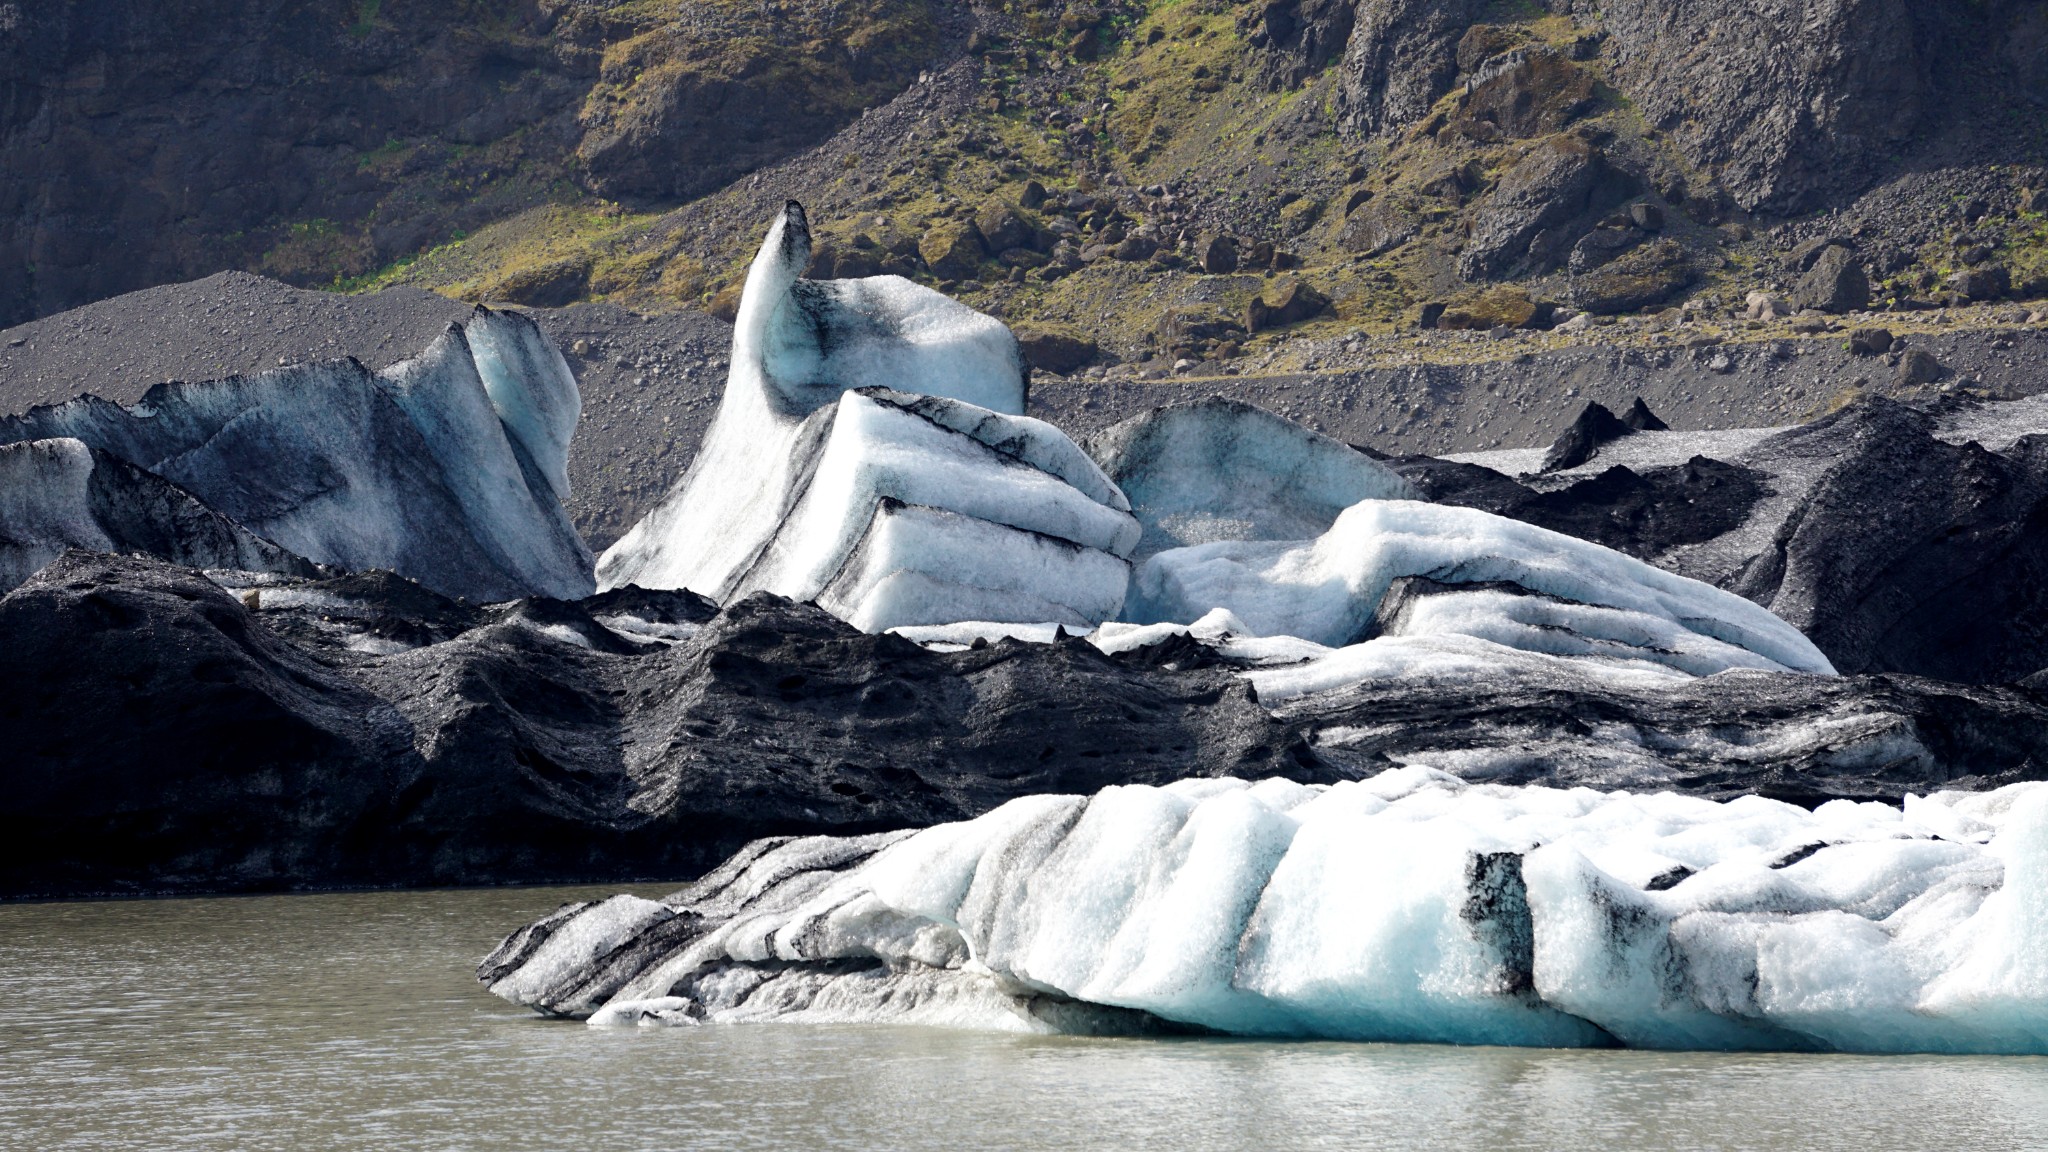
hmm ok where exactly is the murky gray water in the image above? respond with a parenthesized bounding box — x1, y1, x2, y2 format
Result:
(2, 887, 2044, 1151)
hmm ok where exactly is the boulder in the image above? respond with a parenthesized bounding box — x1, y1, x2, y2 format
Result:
(1159, 307, 1248, 351)
(919, 219, 987, 281)
(1897, 348, 1946, 386)
(1950, 265, 2012, 303)
(1437, 287, 1552, 331)
(1196, 235, 1240, 273)
(1112, 234, 1160, 261)
(1567, 225, 1645, 274)
(1847, 327, 1894, 356)
(485, 258, 592, 308)
(1279, 197, 1324, 233)
(1449, 47, 1598, 139)
(1793, 244, 1869, 314)
(1745, 290, 1791, 321)
(1339, 199, 1420, 256)
(1568, 238, 1695, 315)
(1014, 326, 1099, 374)
(975, 200, 1032, 254)
(1460, 136, 1625, 280)
(1246, 278, 1331, 331)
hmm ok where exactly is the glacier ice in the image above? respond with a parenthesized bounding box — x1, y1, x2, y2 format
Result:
(484, 771, 2048, 1054)
(1082, 397, 1418, 560)
(1127, 499, 1835, 679)
(596, 202, 1137, 631)
(0, 437, 319, 591)
(0, 308, 593, 602)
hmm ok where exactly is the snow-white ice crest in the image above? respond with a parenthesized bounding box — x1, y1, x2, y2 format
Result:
(491, 772, 2048, 1054)
(596, 201, 1138, 631)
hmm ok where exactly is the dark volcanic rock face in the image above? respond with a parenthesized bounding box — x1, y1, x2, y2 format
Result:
(8, 546, 2048, 898)
(1287, 666, 2048, 807)
(0, 553, 421, 897)
(1394, 454, 1769, 564)
(1727, 400, 2048, 683)
(0, 552, 1326, 898)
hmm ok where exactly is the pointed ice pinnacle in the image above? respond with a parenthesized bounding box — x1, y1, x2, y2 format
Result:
(597, 201, 1139, 631)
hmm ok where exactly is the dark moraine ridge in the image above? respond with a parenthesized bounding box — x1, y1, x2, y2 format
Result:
(4, 549, 2046, 899)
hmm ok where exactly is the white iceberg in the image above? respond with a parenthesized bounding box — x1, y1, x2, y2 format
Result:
(597, 202, 1138, 631)
(485, 771, 2048, 1054)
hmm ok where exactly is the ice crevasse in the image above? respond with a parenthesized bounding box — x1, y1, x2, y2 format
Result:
(485, 770, 2048, 1055)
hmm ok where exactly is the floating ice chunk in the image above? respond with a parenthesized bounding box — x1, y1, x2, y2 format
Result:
(1129, 499, 1833, 677)
(597, 202, 1136, 632)
(485, 773, 2048, 1053)
(1083, 398, 1417, 560)
(481, 895, 674, 1017)
(0, 308, 593, 601)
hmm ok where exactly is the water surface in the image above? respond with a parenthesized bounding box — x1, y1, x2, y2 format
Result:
(2, 887, 2042, 1151)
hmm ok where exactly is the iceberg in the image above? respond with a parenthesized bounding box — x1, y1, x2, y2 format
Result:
(0, 307, 593, 602)
(596, 202, 1137, 631)
(483, 771, 2048, 1054)
(1082, 397, 1417, 561)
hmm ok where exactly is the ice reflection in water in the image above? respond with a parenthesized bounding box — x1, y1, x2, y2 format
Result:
(2, 888, 2043, 1152)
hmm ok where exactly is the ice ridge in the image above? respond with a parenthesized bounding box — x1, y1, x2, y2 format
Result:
(0, 307, 594, 601)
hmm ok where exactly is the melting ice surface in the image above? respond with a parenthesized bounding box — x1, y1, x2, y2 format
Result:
(596, 201, 1137, 631)
(590, 203, 1826, 682)
(485, 770, 2048, 1054)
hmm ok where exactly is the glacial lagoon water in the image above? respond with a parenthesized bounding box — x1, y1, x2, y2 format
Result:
(3, 887, 2045, 1152)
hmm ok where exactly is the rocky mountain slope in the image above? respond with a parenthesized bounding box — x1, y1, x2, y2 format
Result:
(5, 0, 2046, 364)
(0, 0, 943, 326)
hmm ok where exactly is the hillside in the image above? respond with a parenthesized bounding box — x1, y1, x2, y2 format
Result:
(4, 0, 2046, 363)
